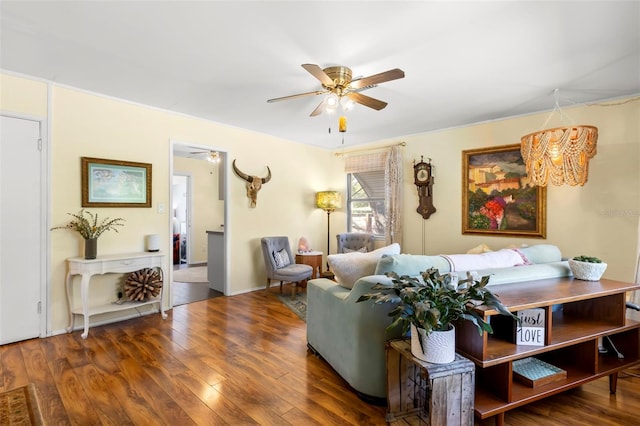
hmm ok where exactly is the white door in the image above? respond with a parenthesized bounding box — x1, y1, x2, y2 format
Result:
(0, 115, 43, 344)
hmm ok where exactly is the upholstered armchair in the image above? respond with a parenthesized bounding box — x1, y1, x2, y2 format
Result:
(261, 236, 313, 299)
(336, 232, 375, 253)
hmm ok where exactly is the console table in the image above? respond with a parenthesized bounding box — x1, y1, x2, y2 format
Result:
(455, 276, 640, 425)
(65, 252, 167, 339)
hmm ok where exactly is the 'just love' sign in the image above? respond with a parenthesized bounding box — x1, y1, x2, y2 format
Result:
(516, 308, 546, 346)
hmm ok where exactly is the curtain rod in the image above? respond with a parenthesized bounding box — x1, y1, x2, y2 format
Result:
(334, 141, 406, 157)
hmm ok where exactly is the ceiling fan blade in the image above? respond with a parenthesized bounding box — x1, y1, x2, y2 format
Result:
(310, 98, 327, 117)
(267, 90, 327, 103)
(349, 68, 405, 89)
(346, 92, 388, 111)
(302, 64, 335, 87)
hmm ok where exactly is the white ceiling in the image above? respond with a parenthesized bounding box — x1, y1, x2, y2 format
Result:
(1, 1, 639, 150)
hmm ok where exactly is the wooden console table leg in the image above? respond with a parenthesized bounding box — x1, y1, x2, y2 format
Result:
(609, 372, 618, 394)
(494, 412, 505, 426)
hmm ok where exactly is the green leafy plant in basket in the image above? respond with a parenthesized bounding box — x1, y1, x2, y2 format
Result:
(357, 267, 518, 337)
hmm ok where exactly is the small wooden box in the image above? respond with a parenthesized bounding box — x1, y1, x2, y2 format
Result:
(386, 339, 475, 425)
(512, 357, 566, 388)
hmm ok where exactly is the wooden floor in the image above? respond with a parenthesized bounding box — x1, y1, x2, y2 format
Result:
(172, 263, 223, 306)
(1, 284, 639, 425)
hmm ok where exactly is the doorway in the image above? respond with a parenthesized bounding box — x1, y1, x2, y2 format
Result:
(172, 174, 190, 266)
(170, 141, 226, 306)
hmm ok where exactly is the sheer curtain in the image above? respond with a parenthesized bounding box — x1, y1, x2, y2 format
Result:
(385, 146, 403, 247)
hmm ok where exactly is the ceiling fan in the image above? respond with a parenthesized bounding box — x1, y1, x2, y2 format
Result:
(267, 64, 405, 117)
(185, 149, 221, 163)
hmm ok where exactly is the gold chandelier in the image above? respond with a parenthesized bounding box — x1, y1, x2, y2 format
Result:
(520, 91, 598, 186)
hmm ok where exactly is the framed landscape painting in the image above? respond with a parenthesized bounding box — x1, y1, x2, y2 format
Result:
(82, 157, 152, 207)
(462, 144, 546, 238)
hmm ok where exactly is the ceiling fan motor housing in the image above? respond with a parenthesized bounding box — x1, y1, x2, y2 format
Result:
(322, 66, 353, 91)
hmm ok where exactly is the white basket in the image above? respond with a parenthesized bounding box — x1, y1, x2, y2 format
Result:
(569, 259, 607, 281)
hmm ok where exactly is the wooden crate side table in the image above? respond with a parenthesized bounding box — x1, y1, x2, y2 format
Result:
(386, 339, 475, 425)
(295, 251, 322, 279)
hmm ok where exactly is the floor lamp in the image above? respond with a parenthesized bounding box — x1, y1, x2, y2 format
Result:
(316, 191, 342, 272)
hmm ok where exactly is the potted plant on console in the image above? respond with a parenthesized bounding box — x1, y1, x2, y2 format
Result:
(357, 267, 517, 364)
(52, 209, 125, 259)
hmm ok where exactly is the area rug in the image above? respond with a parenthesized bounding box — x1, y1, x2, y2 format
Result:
(277, 292, 307, 322)
(0, 383, 44, 426)
(172, 266, 208, 283)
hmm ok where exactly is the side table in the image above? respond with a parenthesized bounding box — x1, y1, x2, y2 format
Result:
(386, 339, 475, 425)
(295, 251, 322, 279)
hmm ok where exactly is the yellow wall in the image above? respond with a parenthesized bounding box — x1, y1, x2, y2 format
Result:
(362, 97, 639, 281)
(0, 73, 48, 117)
(2, 72, 638, 336)
(1, 73, 340, 333)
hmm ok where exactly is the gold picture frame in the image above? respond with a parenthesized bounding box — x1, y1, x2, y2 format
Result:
(81, 157, 152, 207)
(462, 144, 546, 238)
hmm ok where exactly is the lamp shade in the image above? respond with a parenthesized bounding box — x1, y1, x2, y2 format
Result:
(521, 125, 598, 186)
(315, 191, 342, 212)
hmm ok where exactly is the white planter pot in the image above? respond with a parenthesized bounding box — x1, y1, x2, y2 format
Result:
(410, 324, 456, 364)
(569, 259, 607, 281)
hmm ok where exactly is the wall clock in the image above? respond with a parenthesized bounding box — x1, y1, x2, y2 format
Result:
(414, 156, 436, 219)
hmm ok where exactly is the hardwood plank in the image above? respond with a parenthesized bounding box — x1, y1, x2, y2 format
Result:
(48, 357, 103, 424)
(1, 343, 30, 391)
(19, 339, 70, 423)
(72, 363, 135, 425)
(1, 287, 639, 425)
(171, 369, 254, 424)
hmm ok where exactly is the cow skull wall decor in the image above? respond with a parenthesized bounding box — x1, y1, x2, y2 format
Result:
(232, 160, 272, 208)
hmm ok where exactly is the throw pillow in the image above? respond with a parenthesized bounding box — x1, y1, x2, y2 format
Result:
(328, 243, 401, 289)
(273, 248, 290, 269)
(375, 254, 452, 277)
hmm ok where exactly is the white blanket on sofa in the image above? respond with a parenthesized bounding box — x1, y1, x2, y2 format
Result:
(442, 248, 528, 272)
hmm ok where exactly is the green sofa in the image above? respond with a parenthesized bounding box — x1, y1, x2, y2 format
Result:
(306, 244, 571, 401)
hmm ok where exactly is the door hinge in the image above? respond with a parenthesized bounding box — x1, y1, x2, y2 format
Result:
(37, 138, 42, 151)
(37, 301, 42, 314)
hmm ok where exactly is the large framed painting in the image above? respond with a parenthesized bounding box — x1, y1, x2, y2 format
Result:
(462, 144, 546, 238)
(81, 157, 152, 207)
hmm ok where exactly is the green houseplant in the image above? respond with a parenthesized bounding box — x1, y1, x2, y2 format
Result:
(52, 209, 125, 259)
(357, 267, 517, 363)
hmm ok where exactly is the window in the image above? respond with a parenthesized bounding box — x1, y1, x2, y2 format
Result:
(347, 171, 386, 237)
